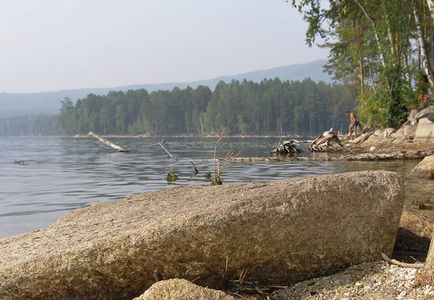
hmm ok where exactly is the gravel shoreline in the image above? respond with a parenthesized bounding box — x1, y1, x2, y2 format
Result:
(272, 262, 433, 300)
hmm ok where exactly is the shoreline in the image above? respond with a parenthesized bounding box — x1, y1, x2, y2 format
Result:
(232, 140, 434, 162)
(4, 135, 434, 163)
(231, 148, 434, 162)
(0, 134, 310, 139)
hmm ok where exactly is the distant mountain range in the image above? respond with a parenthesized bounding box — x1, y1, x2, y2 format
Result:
(0, 59, 329, 118)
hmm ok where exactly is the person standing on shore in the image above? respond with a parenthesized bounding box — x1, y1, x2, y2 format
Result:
(346, 111, 359, 137)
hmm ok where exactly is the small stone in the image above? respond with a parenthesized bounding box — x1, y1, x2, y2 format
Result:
(134, 279, 236, 300)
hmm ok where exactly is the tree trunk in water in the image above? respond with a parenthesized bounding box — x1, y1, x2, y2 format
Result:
(88, 131, 129, 152)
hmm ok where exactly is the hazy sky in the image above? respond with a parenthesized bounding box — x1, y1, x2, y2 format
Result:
(0, 0, 328, 93)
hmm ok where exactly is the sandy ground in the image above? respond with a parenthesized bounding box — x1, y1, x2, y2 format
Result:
(270, 262, 433, 300)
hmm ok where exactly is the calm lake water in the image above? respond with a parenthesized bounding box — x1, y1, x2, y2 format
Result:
(0, 136, 433, 238)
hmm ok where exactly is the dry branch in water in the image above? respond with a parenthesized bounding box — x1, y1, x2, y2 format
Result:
(158, 140, 176, 160)
(190, 161, 199, 175)
(210, 129, 239, 185)
(88, 132, 128, 152)
(211, 129, 226, 185)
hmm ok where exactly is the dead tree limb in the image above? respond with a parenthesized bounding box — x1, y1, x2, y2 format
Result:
(381, 253, 424, 269)
(190, 161, 199, 175)
(88, 132, 129, 152)
(158, 140, 176, 160)
(272, 139, 301, 156)
(212, 129, 226, 183)
(308, 129, 343, 152)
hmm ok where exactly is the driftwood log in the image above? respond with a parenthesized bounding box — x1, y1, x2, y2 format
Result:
(158, 140, 176, 160)
(308, 129, 343, 152)
(88, 132, 129, 152)
(272, 140, 301, 156)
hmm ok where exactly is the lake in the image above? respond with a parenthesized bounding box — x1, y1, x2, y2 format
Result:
(0, 136, 433, 238)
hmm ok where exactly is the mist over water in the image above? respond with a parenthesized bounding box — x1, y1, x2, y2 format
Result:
(0, 137, 432, 238)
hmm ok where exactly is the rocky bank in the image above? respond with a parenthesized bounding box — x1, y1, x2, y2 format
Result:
(231, 105, 434, 163)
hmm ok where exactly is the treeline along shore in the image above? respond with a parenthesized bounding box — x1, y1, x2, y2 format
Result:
(0, 79, 355, 136)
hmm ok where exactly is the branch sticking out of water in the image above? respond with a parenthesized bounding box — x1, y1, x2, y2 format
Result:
(158, 140, 176, 160)
(88, 132, 129, 152)
(210, 128, 239, 185)
(190, 161, 199, 175)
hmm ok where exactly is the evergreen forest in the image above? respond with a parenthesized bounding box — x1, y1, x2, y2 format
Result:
(0, 114, 61, 136)
(53, 79, 355, 137)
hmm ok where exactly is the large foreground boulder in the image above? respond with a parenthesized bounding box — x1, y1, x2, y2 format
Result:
(410, 155, 434, 179)
(394, 209, 432, 254)
(416, 222, 434, 286)
(133, 279, 235, 300)
(0, 171, 404, 300)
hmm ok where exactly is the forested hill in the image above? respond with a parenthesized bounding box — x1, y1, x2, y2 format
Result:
(0, 60, 329, 118)
(56, 79, 355, 137)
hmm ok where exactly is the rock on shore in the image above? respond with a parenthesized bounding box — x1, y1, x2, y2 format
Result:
(414, 105, 434, 143)
(410, 155, 434, 179)
(416, 221, 434, 286)
(133, 279, 235, 300)
(0, 171, 404, 300)
(395, 209, 433, 254)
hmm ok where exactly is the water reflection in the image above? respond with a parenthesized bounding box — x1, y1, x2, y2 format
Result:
(0, 137, 432, 238)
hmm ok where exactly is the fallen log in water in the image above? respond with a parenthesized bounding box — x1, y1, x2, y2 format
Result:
(88, 131, 129, 152)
